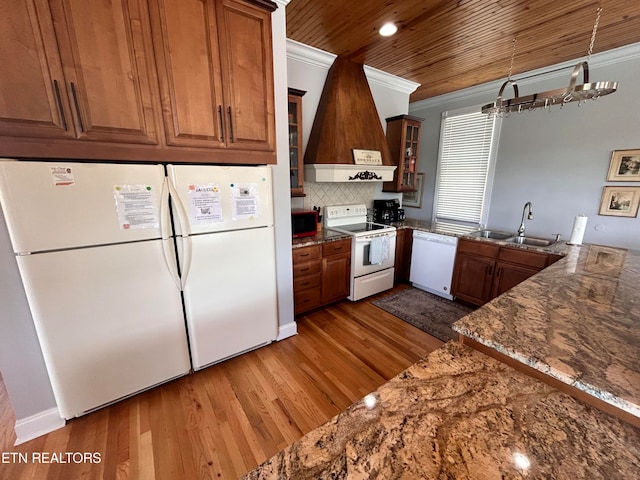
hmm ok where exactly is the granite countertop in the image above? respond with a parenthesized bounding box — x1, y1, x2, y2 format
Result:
(393, 219, 570, 255)
(292, 228, 351, 248)
(244, 342, 640, 479)
(453, 243, 640, 419)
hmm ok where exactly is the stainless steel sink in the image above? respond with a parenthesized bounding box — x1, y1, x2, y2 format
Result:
(469, 229, 514, 240)
(506, 236, 556, 247)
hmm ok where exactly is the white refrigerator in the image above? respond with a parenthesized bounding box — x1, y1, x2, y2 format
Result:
(0, 160, 278, 419)
(166, 164, 277, 370)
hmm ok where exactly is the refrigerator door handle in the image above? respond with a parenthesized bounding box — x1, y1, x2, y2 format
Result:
(166, 175, 193, 289)
(159, 178, 182, 291)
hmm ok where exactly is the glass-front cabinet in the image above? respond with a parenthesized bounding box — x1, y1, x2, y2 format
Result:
(288, 88, 306, 197)
(383, 114, 424, 193)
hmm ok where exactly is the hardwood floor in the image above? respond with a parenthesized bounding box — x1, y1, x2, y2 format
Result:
(0, 286, 442, 479)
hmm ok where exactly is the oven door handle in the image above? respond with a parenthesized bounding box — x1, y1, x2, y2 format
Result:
(355, 233, 396, 243)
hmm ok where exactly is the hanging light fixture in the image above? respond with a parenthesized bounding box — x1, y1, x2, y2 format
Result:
(482, 8, 618, 116)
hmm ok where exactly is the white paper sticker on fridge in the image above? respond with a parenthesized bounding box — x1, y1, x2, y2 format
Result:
(113, 185, 159, 230)
(189, 184, 222, 224)
(50, 166, 75, 186)
(232, 183, 259, 220)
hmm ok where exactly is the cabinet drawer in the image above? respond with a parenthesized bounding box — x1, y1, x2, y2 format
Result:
(498, 247, 547, 269)
(457, 238, 499, 258)
(294, 273, 321, 291)
(294, 288, 321, 314)
(292, 245, 322, 264)
(293, 260, 322, 278)
(322, 238, 351, 257)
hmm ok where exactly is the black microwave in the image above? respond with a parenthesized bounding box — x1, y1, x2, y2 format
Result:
(291, 209, 318, 238)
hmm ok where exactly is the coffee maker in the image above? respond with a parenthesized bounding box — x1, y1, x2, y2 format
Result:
(373, 199, 405, 224)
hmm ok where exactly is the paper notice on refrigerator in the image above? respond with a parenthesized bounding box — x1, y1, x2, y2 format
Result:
(189, 184, 222, 224)
(231, 183, 259, 220)
(113, 185, 159, 230)
(50, 166, 75, 186)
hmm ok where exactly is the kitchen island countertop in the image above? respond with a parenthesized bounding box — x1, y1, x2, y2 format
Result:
(243, 341, 640, 479)
(454, 243, 640, 421)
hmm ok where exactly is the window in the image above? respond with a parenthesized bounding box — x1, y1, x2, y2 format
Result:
(433, 105, 501, 228)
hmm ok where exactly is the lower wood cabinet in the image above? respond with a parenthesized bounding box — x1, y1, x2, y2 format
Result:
(293, 238, 351, 315)
(394, 227, 413, 282)
(321, 240, 351, 304)
(452, 238, 562, 306)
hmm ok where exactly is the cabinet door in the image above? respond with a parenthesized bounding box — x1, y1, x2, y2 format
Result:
(50, 0, 158, 144)
(401, 121, 420, 190)
(288, 91, 305, 196)
(394, 228, 413, 282)
(322, 253, 351, 304)
(451, 252, 495, 306)
(148, 0, 226, 148)
(383, 116, 423, 192)
(0, 0, 74, 139)
(491, 261, 540, 298)
(216, 0, 275, 151)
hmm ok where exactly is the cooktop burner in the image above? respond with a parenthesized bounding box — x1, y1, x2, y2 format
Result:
(328, 222, 390, 234)
(324, 204, 396, 237)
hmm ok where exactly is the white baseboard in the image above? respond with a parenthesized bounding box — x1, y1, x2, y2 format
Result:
(276, 321, 298, 341)
(14, 408, 65, 445)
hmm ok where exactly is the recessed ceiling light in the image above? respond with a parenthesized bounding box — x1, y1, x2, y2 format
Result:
(379, 22, 397, 37)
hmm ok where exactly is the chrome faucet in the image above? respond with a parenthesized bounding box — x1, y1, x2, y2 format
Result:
(517, 202, 533, 237)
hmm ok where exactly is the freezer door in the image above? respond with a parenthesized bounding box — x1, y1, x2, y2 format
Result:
(0, 160, 170, 253)
(182, 226, 278, 370)
(167, 164, 273, 235)
(17, 240, 190, 419)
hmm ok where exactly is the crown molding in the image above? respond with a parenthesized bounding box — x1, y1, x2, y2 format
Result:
(411, 42, 640, 111)
(273, 0, 289, 8)
(286, 39, 420, 95)
(363, 65, 420, 95)
(287, 39, 336, 69)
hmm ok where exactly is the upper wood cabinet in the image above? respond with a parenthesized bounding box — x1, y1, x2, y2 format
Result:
(288, 88, 305, 197)
(0, 0, 276, 163)
(383, 115, 424, 193)
(148, 0, 275, 151)
(0, 0, 158, 144)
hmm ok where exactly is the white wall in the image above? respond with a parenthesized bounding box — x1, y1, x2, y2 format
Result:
(410, 43, 640, 249)
(0, 209, 58, 420)
(286, 40, 418, 211)
(271, 0, 296, 337)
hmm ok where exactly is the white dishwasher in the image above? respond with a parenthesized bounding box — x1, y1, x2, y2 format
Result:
(409, 231, 458, 300)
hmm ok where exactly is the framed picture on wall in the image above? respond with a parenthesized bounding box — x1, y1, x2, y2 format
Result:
(403, 173, 424, 208)
(607, 149, 640, 181)
(598, 186, 640, 217)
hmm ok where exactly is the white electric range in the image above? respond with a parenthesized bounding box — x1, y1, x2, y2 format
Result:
(324, 204, 396, 301)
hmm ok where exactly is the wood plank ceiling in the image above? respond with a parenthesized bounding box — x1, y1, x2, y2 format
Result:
(286, 0, 640, 102)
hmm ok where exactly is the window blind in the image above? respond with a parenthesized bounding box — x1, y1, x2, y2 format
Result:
(434, 110, 496, 226)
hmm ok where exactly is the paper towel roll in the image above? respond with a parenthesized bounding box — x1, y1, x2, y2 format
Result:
(568, 215, 588, 245)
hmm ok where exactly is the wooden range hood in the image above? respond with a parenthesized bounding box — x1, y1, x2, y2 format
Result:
(303, 56, 396, 182)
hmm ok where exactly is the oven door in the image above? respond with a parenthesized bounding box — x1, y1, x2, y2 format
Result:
(353, 231, 396, 277)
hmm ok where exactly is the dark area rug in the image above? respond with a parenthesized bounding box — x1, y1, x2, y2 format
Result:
(372, 288, 475, 342)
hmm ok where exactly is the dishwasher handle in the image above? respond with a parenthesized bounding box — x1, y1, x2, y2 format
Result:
(412, 231, 458, 246)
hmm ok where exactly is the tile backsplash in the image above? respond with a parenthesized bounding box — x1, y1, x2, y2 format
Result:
(298, 182, 377, 210)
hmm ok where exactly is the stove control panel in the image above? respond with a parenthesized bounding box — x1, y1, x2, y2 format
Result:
(325, 204, 368, 220)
